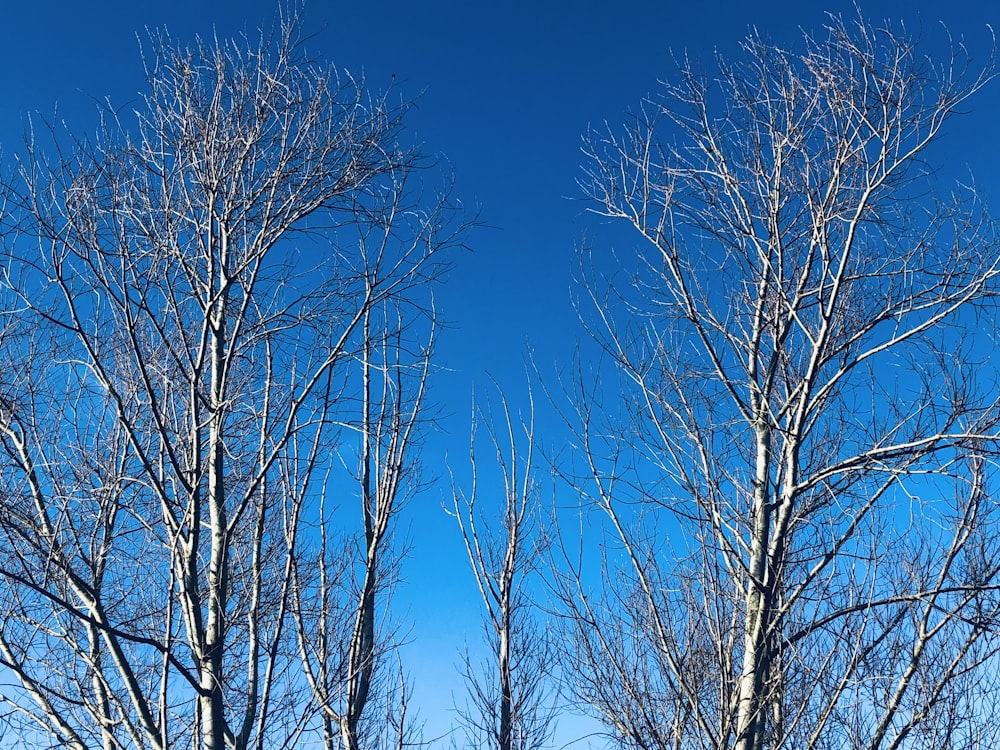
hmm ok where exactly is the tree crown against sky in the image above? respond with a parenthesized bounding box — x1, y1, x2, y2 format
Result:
(1, 3, 1000, 750)
(0, 11, 462, 750)
(559, 10, 1000, 750)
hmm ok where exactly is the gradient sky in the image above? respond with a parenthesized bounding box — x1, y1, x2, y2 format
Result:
(2, 1, 998, 745)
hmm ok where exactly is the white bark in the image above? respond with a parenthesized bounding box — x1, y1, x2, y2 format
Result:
(0, 11, 454, 749)
(560, 12, 1000, 750)
(452, 385, 555, 750)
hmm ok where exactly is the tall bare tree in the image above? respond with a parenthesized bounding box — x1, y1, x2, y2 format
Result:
(0, 10, 455, 750)
(558, 13, 1000, 750)
(452, 386, 556, 750)
(291, 298, 434, 750)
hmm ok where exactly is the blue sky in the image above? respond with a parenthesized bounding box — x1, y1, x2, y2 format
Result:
(2, 1, 998, 745)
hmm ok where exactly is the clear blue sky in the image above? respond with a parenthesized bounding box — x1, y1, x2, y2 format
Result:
(2, 1, 998, 745)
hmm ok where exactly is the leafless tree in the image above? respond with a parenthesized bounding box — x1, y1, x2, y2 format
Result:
(452, 385, 556, 750)
(558, 13, 1000, 750)
(291, 299, 434, 750)
(0, 9, 457, 750)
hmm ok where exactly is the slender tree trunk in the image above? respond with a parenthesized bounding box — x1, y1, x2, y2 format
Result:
(499, 610, 512, 750)
(203, 220, 230, 750)
(735, 423, 773, 750)
(341, 313, 377, 750)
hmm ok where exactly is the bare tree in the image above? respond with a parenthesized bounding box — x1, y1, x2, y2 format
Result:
(452, 385, 556, 750)
(558, 13, 1000, 750)
(291, 298, 434, 750)
(0, 9, 456, 750)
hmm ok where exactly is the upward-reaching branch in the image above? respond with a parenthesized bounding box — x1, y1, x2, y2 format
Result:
(452, 383, 556, 750)
(560, 11, 1000, 750)
(0, 8, 459, 750)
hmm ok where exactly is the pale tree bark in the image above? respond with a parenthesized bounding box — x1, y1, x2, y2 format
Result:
(558, 12, 1000, 750)
(0, 9, 456, 750)
(290, 293, 436, 750)
(452, 384, 556, 750)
